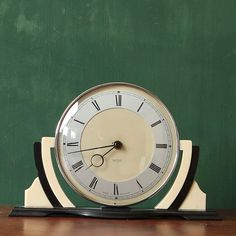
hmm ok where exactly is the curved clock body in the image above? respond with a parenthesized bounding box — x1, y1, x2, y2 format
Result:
(55, 83, 179, 206)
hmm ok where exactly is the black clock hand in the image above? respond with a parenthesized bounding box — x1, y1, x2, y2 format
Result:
(102, 145, 116, 157)
(68, 143, 115, 154)
(86, 141, 123, 169)
(86, 146, 115, 170)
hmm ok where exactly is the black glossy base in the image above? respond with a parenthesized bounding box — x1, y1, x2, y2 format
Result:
(9, 207, 220, 220)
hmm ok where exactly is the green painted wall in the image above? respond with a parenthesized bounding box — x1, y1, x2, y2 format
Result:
(0, 0, 235, 209)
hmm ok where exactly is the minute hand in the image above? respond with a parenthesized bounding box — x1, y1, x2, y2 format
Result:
(68, 143, 115, 154)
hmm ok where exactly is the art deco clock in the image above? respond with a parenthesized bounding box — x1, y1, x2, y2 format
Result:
(10, 83, 218, 219)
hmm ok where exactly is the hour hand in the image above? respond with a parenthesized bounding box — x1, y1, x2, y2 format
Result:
(85, 141, 123, 169)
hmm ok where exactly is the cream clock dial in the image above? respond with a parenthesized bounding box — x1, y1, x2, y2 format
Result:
(55, 83, 179, 206)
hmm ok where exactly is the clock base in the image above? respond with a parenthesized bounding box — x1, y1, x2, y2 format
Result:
(9, 207, 220, 220)
(14, 137, 209, 219)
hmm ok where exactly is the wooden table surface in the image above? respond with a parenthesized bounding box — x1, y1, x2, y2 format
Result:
(1, 206, 236, 236)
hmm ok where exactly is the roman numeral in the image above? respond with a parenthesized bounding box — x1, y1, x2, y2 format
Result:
(137, 102, 144, 112)
(151, 120, 161, 127)
(115, 94, 122, 106)
(149, 163, 161, 173)
(67, 142, 79, 146)
(72, 160, 84, 172)
(156, 144, 168, 149)
(136, 179, 143, 189)
(89, 177, 98, 189)
(114, 184, 119, 195)
(74, 119, 85, 125)
(92, 100, 100, 111)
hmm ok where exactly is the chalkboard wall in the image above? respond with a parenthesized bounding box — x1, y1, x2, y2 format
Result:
(0, 0, 235, 208)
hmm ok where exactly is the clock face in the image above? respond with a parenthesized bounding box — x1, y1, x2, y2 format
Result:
(55, 83, 179, 206)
